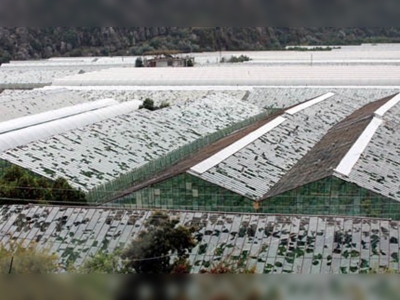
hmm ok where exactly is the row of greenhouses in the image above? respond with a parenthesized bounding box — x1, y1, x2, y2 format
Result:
(0, 94, 262, 192)
(107, 90, 400, 220)
(2, 204, 400, 273)
(52, 65, 400, 86)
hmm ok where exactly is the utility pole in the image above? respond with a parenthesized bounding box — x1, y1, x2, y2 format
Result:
(8, 256, 13, 274)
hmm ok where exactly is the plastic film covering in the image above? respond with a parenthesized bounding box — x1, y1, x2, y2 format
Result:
(53, 66, 400, 87)
(4, 204, 400, 272)
(374, 93, 400, 117)
(87, 111, 269, 203)
(1, 94, 261, 193)
(191, 117, 286, 175)
(0, 98, 118, 134)
(191, 94, 376, 200)
(334, 117, 383, 176)
(0, 89, 92, 122)
(0, 100, 142, 153)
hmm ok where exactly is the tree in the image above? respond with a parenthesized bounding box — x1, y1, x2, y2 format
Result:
(0, 165, 86, 206)
(139, 98, 170, 111)
(78, 251, 123, 274)
(122, 212, 197, 274)
(135, 57, 144, 67)
(0, 241, 58, 274)
(200, 259, 256, 274)
(139, 98, 155, 111)
(51, 177, 86, 206)
(186, 58, 194, 67)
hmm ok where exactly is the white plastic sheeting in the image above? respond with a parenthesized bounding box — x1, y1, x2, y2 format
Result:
(246, 87, 400, 110)
(374, 93, 400, 117)
(0, 100, 142, 153)
(191, 117, 286, 174)
(0, 99, 118, 134)
(334, 117, 383, 176)
(340, 103, 400, 202)
(190, 92, 380, 199)
(335, 92, 400, 177)
(285, 92, 335, 115)
(1, 95, 261, 191)
(0, 89, 92, 122)
(53, 66, 400, 87)
(192, 44, 400, 65)
(191, 92, 334, 175)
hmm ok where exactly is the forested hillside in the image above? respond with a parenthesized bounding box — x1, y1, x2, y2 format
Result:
(1, 27, 400, 63)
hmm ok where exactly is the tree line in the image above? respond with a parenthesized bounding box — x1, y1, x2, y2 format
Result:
(2, 27, 400, 62)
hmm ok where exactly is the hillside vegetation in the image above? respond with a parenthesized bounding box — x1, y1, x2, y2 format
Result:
(1, 27, 400, 63)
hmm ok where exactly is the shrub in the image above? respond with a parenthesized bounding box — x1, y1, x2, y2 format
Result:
(0, 241, 58, 274)
(122, 212, 197, 274)
(78, 250, 124, 274)
(139, 98, 170, 111)
(135, 57, 144, 67)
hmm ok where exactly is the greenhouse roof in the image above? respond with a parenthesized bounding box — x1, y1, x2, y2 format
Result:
(3, 56, 138, 69)
(0, 100, 142, 154)
(189, 91, 381, 200)
(338, 95, 400, 201)
(41, 86, 249, 107)
(246, 87, 400, 110)
(263, 92, 400, 203)
(0, 98, 117, 135)
(1, 204, 399, 274)
(0, 89, 92, 122)
(192, 44, 400, 66)
(52, 66, 400, 86)
(0, 95, 261, 192)
(265, 95, 396, 199)
(0, 56, 142, 88)
(0, 69, 88, 88)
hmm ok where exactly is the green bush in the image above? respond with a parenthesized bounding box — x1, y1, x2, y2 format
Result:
(221, 55, 251, 63)
(0, 165, 86, 206)
(122, 212, 197, 274)
(0, 241, 58, 274)
(135, 57, 144, 67)
(139, 98, 170, 111)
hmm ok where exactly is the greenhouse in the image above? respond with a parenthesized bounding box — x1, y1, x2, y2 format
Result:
(0, 98, 118, 134)
(108, 91, 400, 220)
(0, 94, 262, 193)
(52, 65, 400, 86)
(0, 100, 142, 153)
(0, 89, 94, 122)
(1, 85, 399, 219)
(0, 56, 140, 88)
(1, 204, 400, 273)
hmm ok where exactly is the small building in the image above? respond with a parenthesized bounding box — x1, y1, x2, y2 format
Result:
(143, 51, 194, 68)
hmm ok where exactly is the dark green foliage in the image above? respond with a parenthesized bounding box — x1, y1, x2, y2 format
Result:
(0, 241, 58, 273)
(0, 165, 86, 205)
(50, 177, 86, 205)
(139, 98, 170, 111)
(122, 212, 197, 274)
(78, 250, 123, 274)
(139, 98, 155, 110)
(186, 58, 194, 67)
(135, 57, 144, 67)
(62, 29, 79, 47)
(2, 28, 400, 61)
(222, 55, 252, 63)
